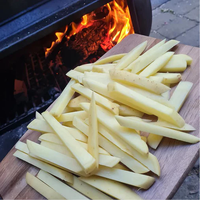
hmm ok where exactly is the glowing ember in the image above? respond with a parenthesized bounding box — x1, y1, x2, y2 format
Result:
(45, 0, 134, 57)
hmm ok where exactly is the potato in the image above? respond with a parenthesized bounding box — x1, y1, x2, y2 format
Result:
(69, 176, 113, 199)
(79, 176, 142, 200)
(147, 134, 162, 149)
(35, 111, 44, 120)
(95, 166, 155, 189)
(94, 53, 126, 65)
(160, 55, 187, 72)
(108, 82, 185, 127)
(68, 95, 90, 109)
(72, 117, 149, 174)
(66, 70, 84, 83)
(14, 150, 73, 183)
(37, 170, 89, 200)
(74, 63, 93, 72)
(26, 172, 64, 199)
(118, 104, 144, 117)
(42, 111, 96, 174)
(50, 79, 75, 117)
(149, 76, 164, 83)
(153, 73, 182, 84)
(80, 103, 149, 156)
(174, 54, 192, 65)
(116, 116, 199, 143)
(131, 40, 179, 73)
(139, 52, 174, 77)
(56, 111, 88, 122)
(72, 83, 119, 115)
(88, 93, 99, 169)
(109, 69, 170, 95)
(92, 64, 116, 73)
(116, 41, 147, 69)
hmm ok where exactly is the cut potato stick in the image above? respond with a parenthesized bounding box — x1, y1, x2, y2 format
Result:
(68, 95, 90, 109)
(161, 90, 170, 100)
(109, 69, 170, 94)
(27, 140, 83, 174)
(35, 111, 44, 120)
(42, 111, 96, 174)
(139, 52, 174, 77)
(26, 172, 65, 199)
(131, 40, 179, 73)
(94, 53, 126, 65)
(69, 176, 113, 200)
(175, 54, 192, 65)
(37, 170, 89, 200)
(88, 93, 99, 169)
(116, 116, 199, 143)
(79, 176, 142, 200)
(56, 111, 88, 122)
(160, 55, 187, 72)
(116, 41, 147, 69)
(95, 166, 155, 189)
(74, 63, 93, 72)
(108, 82, 185, 127)
(66, 70, 84, 83)
(73, 117, 149, 174)
(118, 104, 144, 117)
(50, 79, 75, 117)
(141, 136, 147, 142)
(92, 64, 116, 73)
(149, 76, 164, 83)
(15, 141, 29, 153)
(153, 73, 182, 84)
(14, 150, 73, 183)
(72, 83, 119, 115)
(80, 103, 149, 156)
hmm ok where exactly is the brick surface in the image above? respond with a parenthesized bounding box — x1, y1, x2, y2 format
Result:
(160, 0, 199, 15)
(157, 17, 197, 39)
(176, 25, 199, 47)
(152, 12, 176, 30)
(150, 30, 167, 39)
(185, 7, 200, 22)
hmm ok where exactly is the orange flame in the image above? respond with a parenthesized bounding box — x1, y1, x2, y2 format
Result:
(45, 0, 134, 57)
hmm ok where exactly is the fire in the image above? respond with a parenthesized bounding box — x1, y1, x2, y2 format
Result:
(45, 0, 134, 57)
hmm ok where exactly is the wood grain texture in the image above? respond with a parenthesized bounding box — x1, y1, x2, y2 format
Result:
(0, 34, 199, 200)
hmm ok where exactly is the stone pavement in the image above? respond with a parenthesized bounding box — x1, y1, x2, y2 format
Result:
(150, 0, 199, 47)
(151, 0, 199, 199)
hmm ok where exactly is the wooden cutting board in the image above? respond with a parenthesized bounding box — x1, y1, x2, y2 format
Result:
(0, 34, 199, 200)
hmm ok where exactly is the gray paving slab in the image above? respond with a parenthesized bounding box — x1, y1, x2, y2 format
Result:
(150, 30, 167, 39)
(185, 7, 200, 22)
(176, 25, 199, 47)
(157, 16, 197, 39)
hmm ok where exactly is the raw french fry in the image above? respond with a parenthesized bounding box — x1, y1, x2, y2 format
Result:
(95, 166, 155, 189)
(161, 90, 170, 100)
(26, 140, 84, 174)
(66, 70, 84, 83)
(39, 133, 109, 155)
(175, 54, 192, 65)
(108, 82, 185, 127)
(62, 121, 74, 127)
(109, 69, 170, 95)
(139, 52, 174, 77)
(79, 176, 142, 200)
(37, 170, 89, 200)
(50, 79, 75, 117)
(56, 111, 88, 122)
(26, 172, 64, 199)
(14, 150, 73, 183)
(28, 119, 88, 142)
(80, 103, 149, 156)
(73, 117, 150, 174)
(153, 73, 182, 84)
(63, 106, 79, 113)
(160, 55, 187, 72)
(116, 116, 199, 143)
(74, 63, 93, 72)
(141, 136, 147, 142)
(94, 53, 126, 65)
(35, 111, 44, 120)
(115, 41, 147, 70)
(118, 104, 144, 117)
(148, 81, 193, 149)
(68, 95, 90, 109)
(69, 176, 113, 200)
(131, 40, 179, 73)
(149, 76, 164, 83)
(114, 163, 130, 171)
(113, 59, 120, 63)
(71, 83, 119, 115)
(15, 141, 29, 153)
(42, 111, 96, 174)
(92, 64, 116, 73)
(88, 93, 99, 169)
